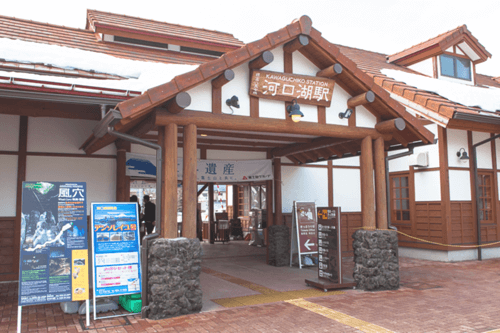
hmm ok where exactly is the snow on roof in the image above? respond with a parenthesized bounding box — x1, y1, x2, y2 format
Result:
(0, 38, 197, 92)
(382, 69, 500, 112)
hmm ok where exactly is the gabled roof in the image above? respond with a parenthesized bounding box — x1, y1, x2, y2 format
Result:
(387, 25, 491, 66)
(82, 16, 434, 155)
(86, 9, 244, 53)
(0, 14, 216, 66)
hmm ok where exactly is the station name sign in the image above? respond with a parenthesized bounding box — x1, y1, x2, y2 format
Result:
(249, 70, 335, 107)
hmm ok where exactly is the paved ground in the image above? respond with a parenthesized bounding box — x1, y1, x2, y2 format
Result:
(2, 241, 500, 333)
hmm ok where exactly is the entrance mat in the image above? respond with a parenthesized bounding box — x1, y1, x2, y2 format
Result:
(212, 289, 345, 308)
(202, 267, 278, 295)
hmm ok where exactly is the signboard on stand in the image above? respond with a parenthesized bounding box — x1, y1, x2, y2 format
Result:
(91, 203, 141, 319)
(305, 207, 356, 291)
(290, 201, 318, 269)
(17, 181, 89, 331)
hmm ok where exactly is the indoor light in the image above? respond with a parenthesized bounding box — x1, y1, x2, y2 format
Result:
(287, 99, 304, 123)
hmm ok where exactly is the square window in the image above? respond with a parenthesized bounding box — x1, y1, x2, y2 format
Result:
(440, 54, 455, 77)
(456, 57, 471, 80)
(440, 54, 472, 81)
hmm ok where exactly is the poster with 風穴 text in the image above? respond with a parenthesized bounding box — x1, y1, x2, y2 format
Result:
(18, 182, 88, 306)
(91, 203, 141, 297)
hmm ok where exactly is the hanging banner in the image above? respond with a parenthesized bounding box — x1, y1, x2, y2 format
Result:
(126, 153, 273, 183)
(91, 203, 141, 297)
(18, 181, 88, 306)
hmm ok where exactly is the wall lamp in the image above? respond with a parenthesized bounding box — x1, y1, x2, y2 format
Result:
(339, 108, 353, 119)
(224, 95, 240, 114)
(457, 148, 469, 160)
(287, 99, 304, 123)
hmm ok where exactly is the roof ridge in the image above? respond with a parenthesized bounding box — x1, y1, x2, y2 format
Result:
(387, 24, 466, 60)
(87, 9, 243, 41)
(0, 13, 93, 34)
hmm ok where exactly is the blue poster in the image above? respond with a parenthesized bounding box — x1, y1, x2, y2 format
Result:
(91, 203, 141, 297)
(18, 182, 89, 306)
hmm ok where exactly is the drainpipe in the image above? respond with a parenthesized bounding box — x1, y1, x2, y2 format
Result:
(472, 133, 500, 261)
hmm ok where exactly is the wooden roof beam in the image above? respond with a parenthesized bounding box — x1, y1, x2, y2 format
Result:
(293, 153, 308, 164)
(286, 155, 301, 165)
(302, 150, 318, 162)
(164, 92, 191, 114)
(317, 63, 343, 78)
(283, 35, 309, 53)
(211, 69, 235, 88)
(347, 91, 375, 109)
(316, 148, 333, 160)
(272, 137, 352, 157)
(127, 113, 155, 138)
(325, 146, 344, 158)
(375, 118, 406, 134)
(248, 51, 274, 70)
(196, 129, 314, 143)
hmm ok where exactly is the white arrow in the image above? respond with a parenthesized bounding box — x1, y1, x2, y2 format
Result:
(304, 239, 315, 251)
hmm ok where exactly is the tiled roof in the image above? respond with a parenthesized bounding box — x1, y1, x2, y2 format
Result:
(336, 44, 500, 126)
(387, 25, 491, 65)
(86, 9, 244, 51)
(0, 14, 218, 66)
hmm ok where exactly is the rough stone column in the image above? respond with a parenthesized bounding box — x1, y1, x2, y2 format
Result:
(352, 229, 399, 291)
(268, 225, 289, 266)
(147, 238, 203, 319)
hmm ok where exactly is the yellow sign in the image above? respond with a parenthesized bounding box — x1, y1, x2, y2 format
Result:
(71, 250, 89, 301)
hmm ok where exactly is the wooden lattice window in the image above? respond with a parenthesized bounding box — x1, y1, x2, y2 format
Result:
(478, 173, 493, 223)
(391, 174, 410, 222)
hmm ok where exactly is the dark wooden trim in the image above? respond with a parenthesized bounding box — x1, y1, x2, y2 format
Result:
(127, 113, 155, 138)
(115, 140, 131, 202)
(438, 126, 452, 246)
(0, 151, 18, 155)
(198, 145, 268, 152)
(165, 92, 191, 114)
(200, 148, 207, 160)
(211, 86, 221, 115)
(274, 158, 282, 225)
(13, 116, 28, 278)
(26, 152, 116, 159)
(441, 51, 471, 60)
(317, 106, 326, 124)
(196, 130, 313, 143)
(413, 167, 440, 173)
(281, 162, 328, 168)
(492, 135, 500, 242)
(467, 131, 478, 244)
(409, 166, 416, 238)
(348, 107, 356, 127)
(0, 217, 15, 221)
(328, 160, 333, 206)
(250, 96, 259, 118)
(197, 184, 209, 197)
(284, 48, 293, 123)
(432, 56, 438, 78)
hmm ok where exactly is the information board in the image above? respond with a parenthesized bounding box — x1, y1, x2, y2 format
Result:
(18, 182, 88, 306)
(317, 207, 341, 283)
(91, 203, 141, 298)
(290, 201, 318, 269)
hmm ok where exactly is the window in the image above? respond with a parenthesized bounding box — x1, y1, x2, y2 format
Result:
(478, 173, 494, 223)
(440, 54, 471, 81)
(114, 36, 169, 49)
(391, 175, 410, 222)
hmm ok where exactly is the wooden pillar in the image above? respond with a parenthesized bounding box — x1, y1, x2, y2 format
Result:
(182, 124, 197, 239)
(209, 183, 215, 244)
(115, 140, 131, 202)
(327, 160, 334, 206)
(374, 137, 388, 229)
(360, 136, 376, 228)
(274, 157, 282, 225)
(160, 123, 178, 238)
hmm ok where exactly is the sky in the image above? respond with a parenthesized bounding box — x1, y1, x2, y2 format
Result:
(2, 0, 500, 76)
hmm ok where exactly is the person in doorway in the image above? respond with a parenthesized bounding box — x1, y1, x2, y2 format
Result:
(130, 195, 144, 241)
(143, 195, 156, 235)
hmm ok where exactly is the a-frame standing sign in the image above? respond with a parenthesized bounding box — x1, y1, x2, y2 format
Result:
(290, 201, 318, 269)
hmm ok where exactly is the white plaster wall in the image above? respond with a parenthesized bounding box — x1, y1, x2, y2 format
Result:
(332, 168, 361, 212)
(407, 58, 434, 77)
(27, 118, 116, 155)
(355, 105, 377, 128)
(0, 155, 18, 216)
(449, 170, 471, 201)
(221, 63, 250, 116)
(414, 171, 441, 201)
(0, 114, 20, 151)
(388, 149, 409, 172)
(26, 156, 116, 215)
(447, 128, 469, 168)
(331, 156, 359, 167)
(185, 80, 211, 112)
(261, 45, 284, 72)
(325, 84, 350, 126)
(260, 99, 286, 119)
(413, 123, 439, 169)
(281, 156, 293, 163)
(473, 132, 493, 169)
(292, 50, 319, 76)
(281, 165, 328, 213)
(206, 150, 266, 160)
(130, 145, 200, 159)
(300, 104, 318, 123)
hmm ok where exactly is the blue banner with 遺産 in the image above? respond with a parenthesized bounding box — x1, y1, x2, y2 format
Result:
(91, 203, 141, 297)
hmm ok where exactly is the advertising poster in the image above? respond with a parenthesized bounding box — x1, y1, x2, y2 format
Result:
(317, 207, 341, 283)
(18, 182, 88, 306)
(296, 202, 318, 254)
(91, 203, 141, 297)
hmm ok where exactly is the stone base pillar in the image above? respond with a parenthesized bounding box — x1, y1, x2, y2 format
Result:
(268, 225, 290, 266)
(352, 230, 399, 291)
(147, 238, 202, 319)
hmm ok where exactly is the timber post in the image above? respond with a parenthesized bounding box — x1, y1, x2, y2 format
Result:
(115, 139, 131, 202)
(273, 157, 282, 226)
(374, 137, 388, 229)
(161, 123, 178, 238)
(360, 136, 376, 229)
(182, 124, 197, 239)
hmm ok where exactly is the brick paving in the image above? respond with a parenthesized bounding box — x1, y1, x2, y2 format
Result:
(1, 257, 500, 332)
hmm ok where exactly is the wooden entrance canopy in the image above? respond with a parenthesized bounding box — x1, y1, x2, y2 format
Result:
(80, 16, 435, 239)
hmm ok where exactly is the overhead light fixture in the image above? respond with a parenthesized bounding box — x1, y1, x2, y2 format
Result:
(287, 99, 304, 123)
(200, 134, 208, 137)
(224, 95, 240, 114)
(93, 109, 123, 138)
(457, 148, 469, 160)
(339, 108, 353, 119)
